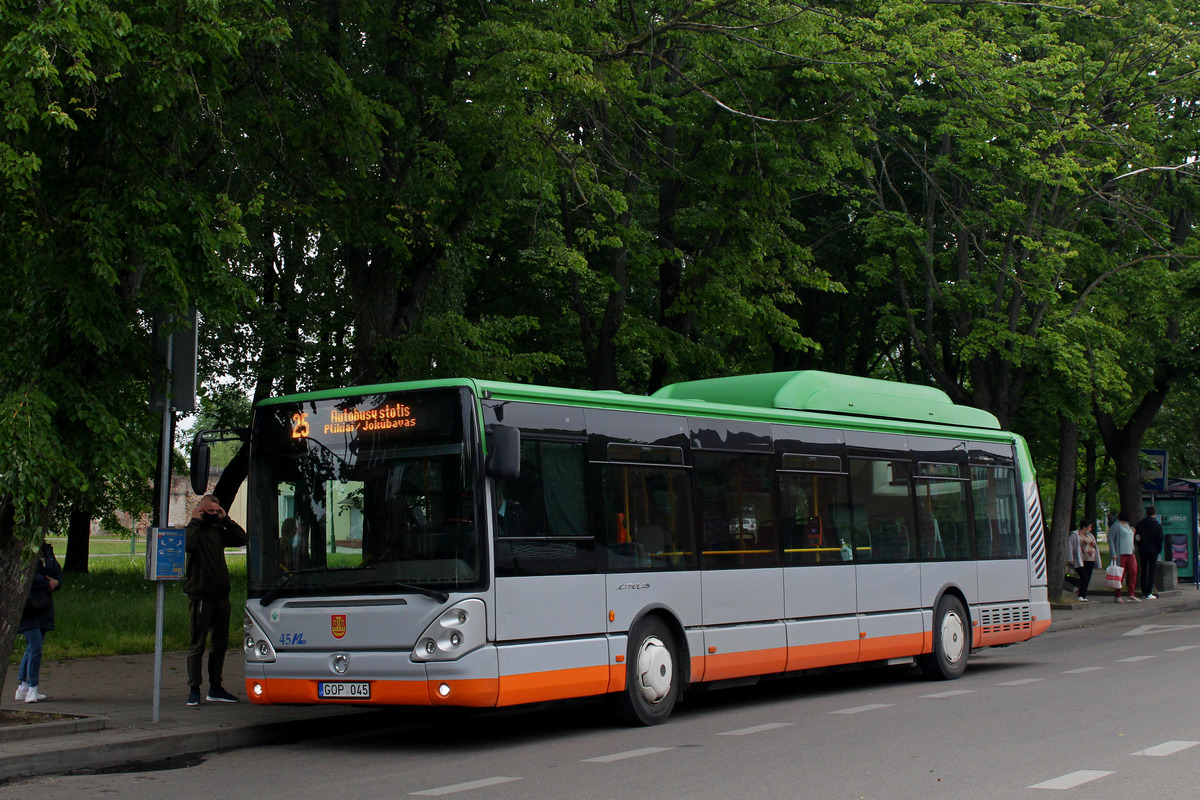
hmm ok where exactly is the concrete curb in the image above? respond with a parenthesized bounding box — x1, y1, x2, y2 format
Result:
(0, 713, 108, 744)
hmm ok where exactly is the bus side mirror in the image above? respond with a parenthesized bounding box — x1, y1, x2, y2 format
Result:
(485, 425, 521, 480)
(191, 436, 211, 496)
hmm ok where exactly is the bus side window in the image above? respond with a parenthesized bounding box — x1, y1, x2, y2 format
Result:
(694, 452, 778, 569)
(848, 458, 916, 563)
(971, 466, 1024, 559)
(600, 464, 695, 571)
(494, 440, 594, 577)
(779, 470, 850, 565)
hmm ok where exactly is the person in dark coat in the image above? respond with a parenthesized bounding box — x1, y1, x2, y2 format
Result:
(15, 541, 63, 703)
(184, 494, 248, 706)
(1134, 506, 1165, 600)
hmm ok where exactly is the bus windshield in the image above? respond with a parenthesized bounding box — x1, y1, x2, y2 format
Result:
(245, 386, 483, 599)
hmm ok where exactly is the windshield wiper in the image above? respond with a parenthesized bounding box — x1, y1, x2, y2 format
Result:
(259, 566, 450, 605)
(259, 566, 363, 606)
(388, 581, 449, 604)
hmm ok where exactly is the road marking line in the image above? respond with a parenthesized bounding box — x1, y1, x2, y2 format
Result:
(1116, 656, 1156, 663)
(997, 678, 1044, 686)
(1133, 741, 1200, 757)
(922, 689, 975, 698)
(1124, 624, 1200, 637)
(1061, 667, 1104, 674)
(410, 777, 522, 795)
(1166, 645, 1200, 652)
(829, 703, 893, 715)
(583, 747, 674, 763)
(719, 723, 794, 736)
(1028, 770, 1113, 790)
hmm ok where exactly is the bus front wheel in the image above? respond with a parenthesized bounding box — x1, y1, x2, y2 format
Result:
(918, 596, 968, 680)
(611, 616, 678, 726)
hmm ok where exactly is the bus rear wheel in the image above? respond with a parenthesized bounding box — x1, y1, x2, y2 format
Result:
(611, 616, 678, 726)
(918, 596, 968, 680)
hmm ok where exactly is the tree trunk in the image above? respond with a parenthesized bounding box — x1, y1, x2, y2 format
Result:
(1097, 371, 1172, 526)
(1048, 414, 1079, 602)
(1083, 438, 1098, 529)
(63, 506, 91, 574)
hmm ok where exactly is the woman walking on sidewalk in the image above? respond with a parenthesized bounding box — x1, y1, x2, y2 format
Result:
(15, 541, 63, 703)
(1067, 521, 1101, 601)
(1108, 511, 1139, 604)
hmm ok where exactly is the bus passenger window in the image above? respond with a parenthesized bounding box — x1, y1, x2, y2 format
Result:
(972, 466, 1024, 559)
(494, 440, 594, 577)
(600, 465, 695, 571)
(779, 470, 851, 565)
(848, 458, 916, 563)
(695, 453, 778, 569)
(914, 465, 971, 561)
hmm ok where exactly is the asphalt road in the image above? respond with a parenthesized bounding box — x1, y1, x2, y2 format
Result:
(7, 611, 1200, 800)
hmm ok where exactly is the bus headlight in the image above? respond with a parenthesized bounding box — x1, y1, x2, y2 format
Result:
(244, 609, 277, 663)
(412, 599, 486, 662)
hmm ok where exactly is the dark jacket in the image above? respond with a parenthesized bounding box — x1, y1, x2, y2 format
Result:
(1134, 515, 1164, 556)
(184, 515, 248, 600)
(19, 542, 63, 633)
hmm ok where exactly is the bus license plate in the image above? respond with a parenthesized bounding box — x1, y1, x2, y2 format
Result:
(317, 682, 370, 700)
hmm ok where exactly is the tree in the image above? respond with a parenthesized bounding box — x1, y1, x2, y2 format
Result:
(0, 0, 284, 695)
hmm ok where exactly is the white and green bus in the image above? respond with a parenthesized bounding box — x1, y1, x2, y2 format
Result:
(200, 371, 1049, 725)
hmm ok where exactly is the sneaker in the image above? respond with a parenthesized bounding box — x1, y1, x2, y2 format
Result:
(14, 683, 29, 701)
(1115, 597, 1125, 603)
(1146, 594, 1157, 600)
(206, 686, 240, 703)
(24, 687, 45, 703)
(1128, 595, 1141, 602)
(1079, 597, 1089, 602)
(187, 687, 202, 706)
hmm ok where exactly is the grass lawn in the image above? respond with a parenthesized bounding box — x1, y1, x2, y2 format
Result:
(10, 548, 246, 664)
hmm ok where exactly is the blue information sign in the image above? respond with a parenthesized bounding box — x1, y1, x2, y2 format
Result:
(1141, 449, 1168, 492)
(146, 527, 186, 581)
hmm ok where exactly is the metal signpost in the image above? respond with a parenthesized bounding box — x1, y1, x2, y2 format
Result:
(147, 309, 197, 722)
(146, 527, 185, 722)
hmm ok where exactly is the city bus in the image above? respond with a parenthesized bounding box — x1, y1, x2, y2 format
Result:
(195, 371, 1050, 725)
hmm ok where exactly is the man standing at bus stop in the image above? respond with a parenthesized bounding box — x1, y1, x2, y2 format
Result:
(1135, 506, 1164, 600)
(184, 494, 248, 706)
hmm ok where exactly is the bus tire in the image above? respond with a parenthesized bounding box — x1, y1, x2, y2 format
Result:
(918, 595, 968, 680)
(611, 616, 678, 726)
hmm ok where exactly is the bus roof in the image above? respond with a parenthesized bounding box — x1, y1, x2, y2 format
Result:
(261, 371, 1002, 435)
(651, 371, 1000, 430)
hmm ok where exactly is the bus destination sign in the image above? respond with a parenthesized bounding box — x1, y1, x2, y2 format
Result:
(291, 401, 419, 439)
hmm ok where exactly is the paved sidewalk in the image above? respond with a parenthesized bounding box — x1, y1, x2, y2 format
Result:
(3, 584, 1199, 783)
(1, 650, 393, 782)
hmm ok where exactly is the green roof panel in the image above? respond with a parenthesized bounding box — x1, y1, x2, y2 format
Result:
(652, 371, 1000, 430)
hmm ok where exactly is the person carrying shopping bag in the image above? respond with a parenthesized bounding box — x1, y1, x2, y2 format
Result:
(1107, 511, 1138, 603)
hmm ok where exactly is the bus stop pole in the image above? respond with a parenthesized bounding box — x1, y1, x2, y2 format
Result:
(152, 338, 174, 724)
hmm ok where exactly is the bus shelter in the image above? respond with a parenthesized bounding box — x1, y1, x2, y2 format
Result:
(1143, 477, 1200, 585)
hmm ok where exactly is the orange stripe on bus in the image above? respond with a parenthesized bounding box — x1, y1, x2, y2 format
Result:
(857, 632, 925, 663)
(786, 640, 860, 671)
(703, 647, 788, 681)
(496, 665, 610, 707)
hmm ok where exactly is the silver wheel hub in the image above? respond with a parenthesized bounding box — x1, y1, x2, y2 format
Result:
(635, 635, 673, 704)
(940, 611, 965, 664)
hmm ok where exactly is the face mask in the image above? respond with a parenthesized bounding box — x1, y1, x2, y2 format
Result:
(201, 511, 223, 524)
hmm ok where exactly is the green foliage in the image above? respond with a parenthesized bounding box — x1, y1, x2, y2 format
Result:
(8, 555, 246, 662)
